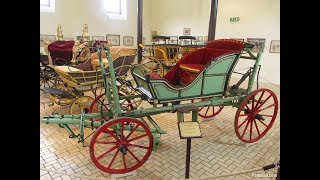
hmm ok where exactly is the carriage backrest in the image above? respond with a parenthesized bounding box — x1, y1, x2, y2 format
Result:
(72, 58, 94, 71)
(163, 39, 244, 85)
(112, 54, 136, 77)
(54, 51, 136, 88)
(48, 41, 75, 65)
(152, 44, 180, 60)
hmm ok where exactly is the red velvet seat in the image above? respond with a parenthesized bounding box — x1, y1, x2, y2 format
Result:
(163, 39, 245, 85)
(48, 41, 75, 65)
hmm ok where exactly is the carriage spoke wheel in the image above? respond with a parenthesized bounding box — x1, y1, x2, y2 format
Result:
(40, 70, 58, 90)
(90, 117, 153, 174)
(89, 93, 134, 125)
(192, 98, 224, 118)
(235, 88, 278, 143)
(69, 96, 95, 115)
(141, 57, 164, 76)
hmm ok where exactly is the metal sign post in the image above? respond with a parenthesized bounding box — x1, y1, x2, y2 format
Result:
(178, 121, 202, 179)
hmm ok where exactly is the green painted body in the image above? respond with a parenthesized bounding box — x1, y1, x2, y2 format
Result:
(41, 44, 262, 151)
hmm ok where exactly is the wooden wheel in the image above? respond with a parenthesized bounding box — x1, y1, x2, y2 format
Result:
(69, 96, 95, 115)
(90, 117, 153, 174)
(140, 57, 164, 76)
(40, 69, 59, 90)
(235, 89, 278, 143)
(192, 98, 224, 118)
(88, 93, 134, 124)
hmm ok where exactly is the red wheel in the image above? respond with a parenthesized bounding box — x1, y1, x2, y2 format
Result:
(89, 93, 134, 124)
(90, 117, 153, 174)
(235, 89, 278, 143)
(192, 98, 224, 118)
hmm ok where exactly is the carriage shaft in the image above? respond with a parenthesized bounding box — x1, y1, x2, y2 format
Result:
(42, 117, 165, 134)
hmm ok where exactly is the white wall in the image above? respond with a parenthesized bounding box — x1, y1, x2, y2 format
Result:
(216, 0, 280, 85)
(148, 0, 280, 84)
(147, 0, 210, 38)
(40, 0, 280, 84)
(40, 0, 138, 47)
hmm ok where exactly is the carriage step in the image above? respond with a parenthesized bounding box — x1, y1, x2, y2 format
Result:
(44, 87, 73, 98)
(176, 105, 198, 123)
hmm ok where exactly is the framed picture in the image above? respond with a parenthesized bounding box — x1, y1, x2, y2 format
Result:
(247, 38, 266, 53)
(168, 36, 178, 44)
(123, 36, 134, 46)
(183, 28, 191, 35)
(40, 34, 56, 47)
(151, 31, 158, 42)
(269, 40, 280, 53)
(92, 36, 105, 41)
(204, 36, 208, 43)
(106, 34, 120, 46)
(195, 36, 204, 44)
(230, 38, 244, 42)
(180, 39, 191, 45)
(76, 36, 83, 40)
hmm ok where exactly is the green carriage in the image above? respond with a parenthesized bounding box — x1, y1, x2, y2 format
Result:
(42, 39, 278, 174)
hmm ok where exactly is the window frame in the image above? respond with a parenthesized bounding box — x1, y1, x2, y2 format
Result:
(104, 0, 127, 20)
(40, 0, 55, 13)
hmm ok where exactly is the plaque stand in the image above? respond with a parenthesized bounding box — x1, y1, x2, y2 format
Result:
(177, 106, 202, 179)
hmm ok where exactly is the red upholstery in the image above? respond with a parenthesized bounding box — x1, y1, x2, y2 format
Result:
(180, 70, 198, 84)
(163, 39, 244, 85)
(48, 41, 75, 64)
(149, 72, 161, 79)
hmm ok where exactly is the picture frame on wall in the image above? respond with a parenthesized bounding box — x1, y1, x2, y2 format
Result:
(269, 40, 280, 53)
(40, 34, 56, 47)
(123, 36, 134, 46)
(151, 31, 158, 42)
(230, 38, 245, 42)
(76, 36, 83, 40)
(204, 36, 208, 43)
(195, 36, 204, 44)
(106, 34, 120, 46)
(92, 36, 105, 41)
(168, 36, 178, 44)
(183, 28, 191, 35)
(247, 38, 266, 53)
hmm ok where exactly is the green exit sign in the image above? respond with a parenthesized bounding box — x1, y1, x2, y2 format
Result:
(230, 17, 240, 22)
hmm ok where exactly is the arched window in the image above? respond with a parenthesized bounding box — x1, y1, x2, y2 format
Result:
(40, 0, 55, 13)
(104, 0, 127, 20)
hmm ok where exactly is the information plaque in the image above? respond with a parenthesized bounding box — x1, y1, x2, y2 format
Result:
(178, 121, 202, 139)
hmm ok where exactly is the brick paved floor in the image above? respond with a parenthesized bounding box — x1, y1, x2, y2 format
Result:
(40, 78, 280, 180)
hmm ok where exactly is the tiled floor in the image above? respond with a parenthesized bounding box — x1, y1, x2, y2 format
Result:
(40, 78, 280, 180)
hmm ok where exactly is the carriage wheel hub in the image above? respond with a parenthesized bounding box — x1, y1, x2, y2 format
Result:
(254, 114, 265, 120)
(120, 144, 128, 154)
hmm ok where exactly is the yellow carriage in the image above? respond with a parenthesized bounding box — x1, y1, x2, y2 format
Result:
(139, 35, 205, 76)
(42, 47, 138, 115)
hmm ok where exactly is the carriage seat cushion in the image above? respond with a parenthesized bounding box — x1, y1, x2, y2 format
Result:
(91, 58, 109, 70)
(48, 41, 75, 52)
(179, 64, 204, 73)
(54, 66, 82, 73)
